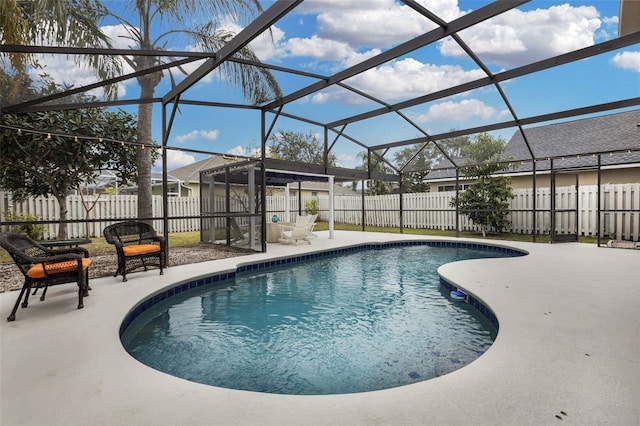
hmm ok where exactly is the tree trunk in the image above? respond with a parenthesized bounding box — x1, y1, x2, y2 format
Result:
(55, 194, 68, 240)
(136, 78, 156, 225)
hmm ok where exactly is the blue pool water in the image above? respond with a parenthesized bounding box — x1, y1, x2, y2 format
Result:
(121, 244, 517, 395)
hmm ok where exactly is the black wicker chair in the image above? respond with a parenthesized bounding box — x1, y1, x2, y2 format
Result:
(0, 232, 91, 322)
(103, 221, 166, 282)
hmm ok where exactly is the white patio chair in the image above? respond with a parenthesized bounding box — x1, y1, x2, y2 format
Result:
(305, 214, 318, 238)
(279, 223, 312, 245)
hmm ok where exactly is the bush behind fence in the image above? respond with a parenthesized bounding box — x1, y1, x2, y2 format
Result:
(1, 184, 638, 241)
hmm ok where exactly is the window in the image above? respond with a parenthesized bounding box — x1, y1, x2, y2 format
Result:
(438, 184, 470, 192)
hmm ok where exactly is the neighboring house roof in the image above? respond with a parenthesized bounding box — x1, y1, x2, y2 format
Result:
(120, 173, 181, 193)
(169, 156, 239, 185)
(427, 109, 640, 181)
(150, 173, 180, 183)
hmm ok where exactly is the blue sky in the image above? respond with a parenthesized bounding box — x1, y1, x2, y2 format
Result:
(28, 0, 640, 171)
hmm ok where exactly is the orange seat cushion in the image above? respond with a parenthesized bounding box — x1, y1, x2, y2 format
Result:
(27, 258, 92, 278)
(122, 244, 161, 257)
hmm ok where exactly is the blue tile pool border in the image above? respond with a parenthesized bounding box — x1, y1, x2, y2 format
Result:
(119, 241, 526, 337)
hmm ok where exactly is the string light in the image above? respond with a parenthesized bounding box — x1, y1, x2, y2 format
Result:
(1, 125, 142, 149)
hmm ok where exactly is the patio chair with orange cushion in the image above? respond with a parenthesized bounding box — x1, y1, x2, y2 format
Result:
(0, 232, 91, 322)
(103, 221, 166, 282)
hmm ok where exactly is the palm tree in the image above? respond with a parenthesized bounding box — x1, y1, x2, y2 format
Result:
(108, 0, 282, 222)
(0, 0, 121, 101)
(353, 150, 394, 195)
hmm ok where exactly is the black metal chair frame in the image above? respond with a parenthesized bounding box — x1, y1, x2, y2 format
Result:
(0, 232, 91, 322)
(103, 221, 166, 282)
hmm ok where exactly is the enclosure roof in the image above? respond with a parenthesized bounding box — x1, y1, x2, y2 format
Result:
(1, 0, 639, 179)
(202, 159, 331, 187)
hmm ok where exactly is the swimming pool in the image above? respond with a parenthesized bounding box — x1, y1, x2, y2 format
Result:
(121, 242, 523, 395)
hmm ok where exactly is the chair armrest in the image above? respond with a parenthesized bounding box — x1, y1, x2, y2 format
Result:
(139, 235, 165, 247)
(23, 252, 85, 265)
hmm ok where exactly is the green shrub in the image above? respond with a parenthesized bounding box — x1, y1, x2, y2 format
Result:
(304, 198, 319, 215)
(3, 211, 47, 240)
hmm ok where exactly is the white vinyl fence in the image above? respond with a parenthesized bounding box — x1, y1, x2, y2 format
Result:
(1, 184, 638, 241)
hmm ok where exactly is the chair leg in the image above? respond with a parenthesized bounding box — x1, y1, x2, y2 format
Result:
(21, 282, 34, 308)
(118, 259, 127, 281)
(7, 281, 30, 322)
(78, 269, 88, 309)
(77, 285, 84, 309)
(115, 258, 125, 280)
(40, 284, 49, 301)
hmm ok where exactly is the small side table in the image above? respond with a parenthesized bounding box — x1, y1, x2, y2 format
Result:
(39, 239, 91, 249)
(266, 223, 282, 243)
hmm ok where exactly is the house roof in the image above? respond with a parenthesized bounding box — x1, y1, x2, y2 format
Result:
(427, 109, 640, 180)
(168, 156, 241, 184)
(150, 172, 180, 183)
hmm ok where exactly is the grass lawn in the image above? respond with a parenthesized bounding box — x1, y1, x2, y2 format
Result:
(0, 224, 599, 263)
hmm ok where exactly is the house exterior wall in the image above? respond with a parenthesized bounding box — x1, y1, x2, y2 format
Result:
(429, 166, 640, 192)
(151, 183, 192, 197)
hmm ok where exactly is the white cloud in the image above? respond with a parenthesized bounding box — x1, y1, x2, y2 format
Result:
(274, 36, 381, 72)
(296, 0, 460, 48)
(226, 145, 269, 158)
(414, 99, 496, 123)
(26, 24, 137, 99)
(226, 145, 246, 156)
(612, 51, 640, 72)
(311, 58, 484, 104)
(158, 150, 197, 170)
(439, 4, 601, 67)
(249, 0, 461, 67)
(286, 36, 358, 62)
(248, 25, 287, 61)
(336, 152, 356, 169)
(175, 129, 220, 143)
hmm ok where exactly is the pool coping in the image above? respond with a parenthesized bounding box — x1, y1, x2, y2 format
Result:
(1, 231, 639, 425)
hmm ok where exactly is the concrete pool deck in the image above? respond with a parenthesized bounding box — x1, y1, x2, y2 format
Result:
(1, 231, 638, 425)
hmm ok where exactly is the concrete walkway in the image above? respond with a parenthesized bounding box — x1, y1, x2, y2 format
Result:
(1, 231, 638, 425)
